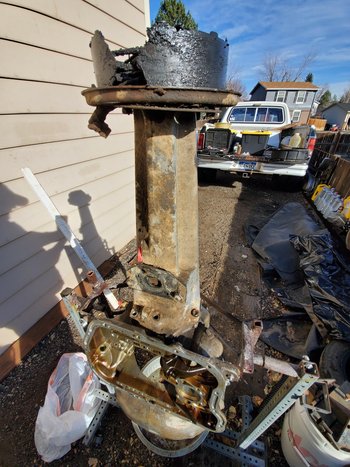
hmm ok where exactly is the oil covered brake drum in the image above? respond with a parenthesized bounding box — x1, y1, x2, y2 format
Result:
(90, 22, 229, 90)
(135, 22, 229, 89)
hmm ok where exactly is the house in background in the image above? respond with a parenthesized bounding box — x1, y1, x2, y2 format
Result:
(249, 81, 319, 124)
(322, 103, 350, 130)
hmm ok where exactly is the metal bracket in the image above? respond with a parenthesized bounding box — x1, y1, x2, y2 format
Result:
(83, 389, 120, 446)
(61, 289, 87, 339)
(242, 320, 263, 374)
(237, 360, 319, 450)
(83, 399, 109, 446)
(204, 396, 266, 467)
(301, 380, 332, 414)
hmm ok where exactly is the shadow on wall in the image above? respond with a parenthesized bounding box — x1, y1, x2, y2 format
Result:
(0, 183, 66, 369)
(0, 184, 125, 377)
(67, 189, 126, 280)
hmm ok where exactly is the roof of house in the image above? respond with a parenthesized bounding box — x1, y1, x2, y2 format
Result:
(323, 102, 350, 113)
(250, 81, 319, 94)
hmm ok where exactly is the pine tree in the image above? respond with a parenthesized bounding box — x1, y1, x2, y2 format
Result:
(340, 86, 350, 103)
(155, 0, 198, 30)
(319, 90, 332, 107)
(305, 72, 313, 83)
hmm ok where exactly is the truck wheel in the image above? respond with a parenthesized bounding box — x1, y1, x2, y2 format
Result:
(198, 168, 217, 183)
(303, 172, 317, 194)
(319, 340, 350, 385)
(272, 175, 304, 192)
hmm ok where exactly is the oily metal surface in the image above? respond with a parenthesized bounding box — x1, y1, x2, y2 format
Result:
(82, 86, 239, 109)
(135, 23, 229, 89)
(84, 319, 240, 437)
(132, 110, 200, 335)
(90, 23, 230, 89)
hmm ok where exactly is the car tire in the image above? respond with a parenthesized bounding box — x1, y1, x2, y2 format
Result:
(303, 172, 317, 194)
(319, 340, 350, 385)
(198, 168, 217, 183)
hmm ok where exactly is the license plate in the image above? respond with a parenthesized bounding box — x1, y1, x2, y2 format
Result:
(238, 161, 257, 170)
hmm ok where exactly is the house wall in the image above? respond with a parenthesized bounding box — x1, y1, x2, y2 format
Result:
(249, 86, 267, 101)
(323, 107, 347, 127)
(264, 90, 316, 109)
(251, 88, 316, 123)
(0, 0, 148, 355)
(250, 87, 316, 118)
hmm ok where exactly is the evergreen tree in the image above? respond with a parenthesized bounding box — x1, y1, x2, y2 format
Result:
(340, 86, 350, 103)
(155, 0, 198, 30)
(319, 90, 332, 107)
(305, 72, 313, 82)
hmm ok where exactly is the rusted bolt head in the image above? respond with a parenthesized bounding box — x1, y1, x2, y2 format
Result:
(191, 309, 199, 317)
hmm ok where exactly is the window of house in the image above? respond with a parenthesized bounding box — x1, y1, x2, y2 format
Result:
(296, 91, 306, 104)
(292, 110, 301, 122)
(275, 91, 286, 102)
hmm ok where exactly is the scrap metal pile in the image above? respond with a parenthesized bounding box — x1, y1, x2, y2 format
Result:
(46, 23, 323, 458)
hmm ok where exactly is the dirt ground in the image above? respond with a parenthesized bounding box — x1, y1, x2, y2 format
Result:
(0, 172, 316, 467)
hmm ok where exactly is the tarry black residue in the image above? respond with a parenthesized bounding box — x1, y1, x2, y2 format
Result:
(90, 22, 229, 90)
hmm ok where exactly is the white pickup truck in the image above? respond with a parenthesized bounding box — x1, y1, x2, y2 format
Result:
(197, 101, 311, 188)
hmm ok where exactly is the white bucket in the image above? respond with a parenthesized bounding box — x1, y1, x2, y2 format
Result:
(281, 399, 350, 466)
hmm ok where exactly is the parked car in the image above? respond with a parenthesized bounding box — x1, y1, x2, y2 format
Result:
(197, 101, 314, 188)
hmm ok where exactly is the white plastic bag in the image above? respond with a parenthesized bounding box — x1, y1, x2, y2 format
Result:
(34, 352, 100, 462)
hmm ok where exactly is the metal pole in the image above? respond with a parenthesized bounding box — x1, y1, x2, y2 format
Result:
(22, 167, 119, 311)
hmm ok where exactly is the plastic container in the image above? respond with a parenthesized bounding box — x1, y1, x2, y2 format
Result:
(269, 148, 308, 162)
(289, 132, 302, 148)
(342, 196, 350, 219)
(241, 131, 271, 155)
(319, 187, 335, 214)
(282, 399, 350, 466)
(323, 190, 339, 218)
(307, 125, 317, 156)
(326, 195, 343, 220)
(312, 184, 328, 202)
(315, 186, 330, 211)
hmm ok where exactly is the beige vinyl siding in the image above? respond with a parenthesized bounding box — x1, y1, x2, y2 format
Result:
(0, 1, 146, 354)
(0, 113, 133, 149)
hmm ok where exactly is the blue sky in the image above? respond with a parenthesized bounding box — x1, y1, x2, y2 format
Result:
(149, 0, 350, 98)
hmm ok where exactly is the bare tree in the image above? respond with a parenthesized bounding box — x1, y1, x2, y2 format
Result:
(261, 53, 280, 81)
(293, 52, 316, 81)
(260, 51, 316, 82)
(226, 67, 248, 100)
(226, 77, 248, 100)
(340, 85, 350, 103)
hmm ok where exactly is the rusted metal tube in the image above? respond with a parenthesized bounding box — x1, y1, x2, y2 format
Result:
(87, 270, 97, 283)
(131, 110, 201, 336)
(253, 354, 299, 378)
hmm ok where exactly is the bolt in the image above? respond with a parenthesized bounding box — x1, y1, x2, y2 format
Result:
(302, 355, 314, 370)
(191, 309, 199, 317)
